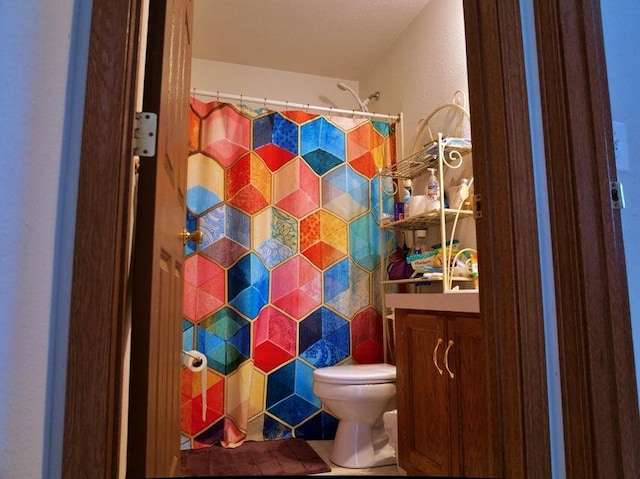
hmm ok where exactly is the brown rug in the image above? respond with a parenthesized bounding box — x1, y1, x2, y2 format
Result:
(180, 438, 332, 476)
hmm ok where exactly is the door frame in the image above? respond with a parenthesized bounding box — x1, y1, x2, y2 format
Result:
(464, 1, 552, 475)
(61, 0, 141, 476)
(61, 0, 638, 477)
(533, 1, 639, 476)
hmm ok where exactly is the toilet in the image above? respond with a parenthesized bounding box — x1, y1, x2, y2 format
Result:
(313, 363, 397, 468)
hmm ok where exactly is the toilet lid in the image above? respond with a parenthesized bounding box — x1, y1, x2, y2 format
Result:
(313, 364, 396, 385)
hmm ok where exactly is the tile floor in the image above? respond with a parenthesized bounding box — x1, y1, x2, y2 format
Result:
(307, 440, 405, 476)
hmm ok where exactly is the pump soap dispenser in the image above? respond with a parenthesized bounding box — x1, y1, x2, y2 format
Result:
(426, 168, 440, 211)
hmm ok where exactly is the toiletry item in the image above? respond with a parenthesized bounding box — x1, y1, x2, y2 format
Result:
(450, 178, 470, 209)
(403, 185, 412, 217)
(462, 178, 473, 210)
(394, 202, 404, 221)
(426, 168, 440, 201)
(425, 168, 440, 211)
(459, 178, 470, 201)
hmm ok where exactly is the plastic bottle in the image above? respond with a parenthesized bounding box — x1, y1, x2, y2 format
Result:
(426, 168, 440, 202)
(460, 178, 469, 193)
(453, 178, 470, 209)
(403, 180, 412, 217)
(461, 178, 473, 210)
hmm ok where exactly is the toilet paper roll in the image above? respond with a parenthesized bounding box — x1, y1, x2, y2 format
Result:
(184, 350, 208, 421)
(184, 350, 207, 372)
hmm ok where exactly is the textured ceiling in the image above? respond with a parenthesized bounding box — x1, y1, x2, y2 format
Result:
(192, 0, 431, 80)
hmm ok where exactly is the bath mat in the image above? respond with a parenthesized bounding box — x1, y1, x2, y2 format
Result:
(180, 438, 331, 476)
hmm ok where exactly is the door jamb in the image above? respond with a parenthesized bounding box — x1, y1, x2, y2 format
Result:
(533, 0, 640, 476)
(464, 1, 552, 476)
(61, 0, 141, 476)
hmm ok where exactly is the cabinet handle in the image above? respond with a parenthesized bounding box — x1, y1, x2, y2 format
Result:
(444, 340, 455, 378)
(433, 338, 444, 375)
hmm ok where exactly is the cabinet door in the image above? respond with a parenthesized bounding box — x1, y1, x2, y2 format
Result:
(447, 315, 496, 477)
(397, 311, 451, 476)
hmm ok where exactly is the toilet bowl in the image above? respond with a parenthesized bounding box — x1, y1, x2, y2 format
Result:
(313, 363, 397, 469)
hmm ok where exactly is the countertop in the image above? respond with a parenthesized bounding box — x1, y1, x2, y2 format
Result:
(385, 291, 479, 313)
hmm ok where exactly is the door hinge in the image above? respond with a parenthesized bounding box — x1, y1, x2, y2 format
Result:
(611, 181, 625, 209)
(133, 112, 157, 157)
(473, 193, 482, 219)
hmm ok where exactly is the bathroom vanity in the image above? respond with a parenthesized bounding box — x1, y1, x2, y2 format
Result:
(378, 96, 500, 476)
(390, 293, 501, 477)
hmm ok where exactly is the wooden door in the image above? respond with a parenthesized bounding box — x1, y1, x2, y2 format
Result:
(396, 310, 451, 476)
(447, 314, 496, 478)
(128, 0, 193, 477)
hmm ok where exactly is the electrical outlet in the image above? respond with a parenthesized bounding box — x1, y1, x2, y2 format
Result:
(612, 121, 629, 171)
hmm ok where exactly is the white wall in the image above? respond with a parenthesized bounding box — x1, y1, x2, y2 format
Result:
(359, 0, 469, 158)
(192, 58, 361, 111)
(0, 1, 89, 478)
(601, 0, 640, 401)
(359, 0, 474, 252)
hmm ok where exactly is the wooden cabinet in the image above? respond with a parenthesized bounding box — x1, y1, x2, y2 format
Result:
(395, 309, 500, 477)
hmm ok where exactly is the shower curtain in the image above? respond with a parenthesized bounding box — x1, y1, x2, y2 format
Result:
(181, 97, 397, 450)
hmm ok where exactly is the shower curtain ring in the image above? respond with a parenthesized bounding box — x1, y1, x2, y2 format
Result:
(285, 101, 289, 111)
(264, 97, 267, 109)
(329, 106, 333, 118)
(216, 91, 219, 102)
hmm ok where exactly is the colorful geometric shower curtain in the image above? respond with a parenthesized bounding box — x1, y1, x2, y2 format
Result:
(181, 98, 396, 450)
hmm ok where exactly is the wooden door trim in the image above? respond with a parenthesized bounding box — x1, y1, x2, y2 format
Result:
(533, 1, 640, 477)
(63, 0, 639, 477)
(464, 1, 552, 476)
(62, 0, 141, 476)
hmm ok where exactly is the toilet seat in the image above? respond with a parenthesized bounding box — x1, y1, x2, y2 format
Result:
(313, 363, 396, 385)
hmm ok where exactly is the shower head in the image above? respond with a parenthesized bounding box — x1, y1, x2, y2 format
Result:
(366, 91, 380, 102)
(362, 91, 380, 110)
(336, 82, 369, 112)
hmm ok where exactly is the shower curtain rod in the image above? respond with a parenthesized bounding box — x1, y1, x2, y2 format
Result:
(191, 88, 401, 122)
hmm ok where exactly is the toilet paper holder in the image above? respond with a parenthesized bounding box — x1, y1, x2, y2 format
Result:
(183, 349, 204, 367)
